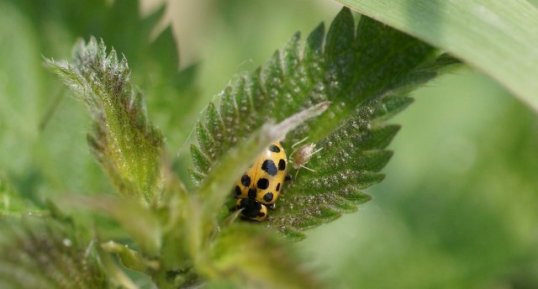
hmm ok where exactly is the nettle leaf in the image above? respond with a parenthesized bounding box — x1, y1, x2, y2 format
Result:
(9, 0, 200, 146)
(197, 103, 330, 216)
(8, 0, 189, 92)
(46, 38, 164, 202)
(191, 8, 459, 238)
(205, 224, 322, 289)
(271, 94, 408, 236)
(337, 0, 538, 112)
(0, 218, 109, 289)
(188, 103, 329, 255)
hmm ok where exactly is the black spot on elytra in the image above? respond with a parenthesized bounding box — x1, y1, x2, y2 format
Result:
(258, 211, 266, 217)
(241, 175, 251, 186)
(248, 188, 257, 199)
(268, 144, 281, 153)
(261, 160, 277, 176)
(263, 192, 274, 202)
(257, 178, 269, 189)
(278, 159, 286, 170)
(235, 186, 242, 196)
(276, 183, 281, 192)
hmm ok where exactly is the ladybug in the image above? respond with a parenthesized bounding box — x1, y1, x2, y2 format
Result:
(234, 141, 287, 221)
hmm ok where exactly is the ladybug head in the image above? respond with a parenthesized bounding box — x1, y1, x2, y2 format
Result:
(236, 198, 268, 221)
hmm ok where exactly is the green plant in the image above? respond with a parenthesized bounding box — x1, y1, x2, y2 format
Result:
(0, 5, 462, 289)
(337, 0, 538, 112)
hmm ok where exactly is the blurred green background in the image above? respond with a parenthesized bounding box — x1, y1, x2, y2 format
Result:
(1, 0, 537, 288)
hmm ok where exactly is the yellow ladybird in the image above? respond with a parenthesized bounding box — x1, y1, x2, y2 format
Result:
(234, 141, 287, 221)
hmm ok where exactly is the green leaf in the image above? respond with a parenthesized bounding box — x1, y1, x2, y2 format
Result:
(8, 0, 200, 147)
(203, 224, 322, 289)
(191, 8, 459, 238)
(186, 103, 329, 256)
(336, 0, 538, 112)
(0, 0, 196, 202)
(46, 38, 164, 203)
(58, 195, 162, 256)
(0, 218, 109, 289)
(270, 95, 407, 237)
(197, 102, 330, 218)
